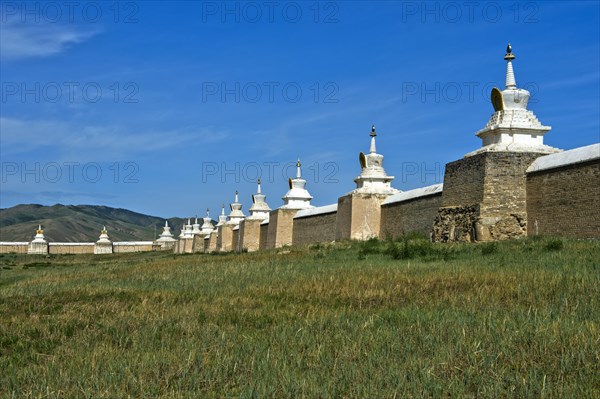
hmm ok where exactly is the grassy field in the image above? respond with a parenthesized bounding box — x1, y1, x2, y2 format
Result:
(1, 236, 598, 398)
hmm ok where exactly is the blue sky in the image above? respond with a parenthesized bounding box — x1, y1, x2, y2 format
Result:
(1, 0, 598, 218)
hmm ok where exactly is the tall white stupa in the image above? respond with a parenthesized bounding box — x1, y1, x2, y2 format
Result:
(217, 204, 228, 226)
(156, 221, 176, 244)
(352, 125, 399, 195)
(201, 209, 214, 236)
(247, 179, 271, 221)
(468, 43, 560, 156)
(281, 159, 313, 209)
(227, 191, 246, 225)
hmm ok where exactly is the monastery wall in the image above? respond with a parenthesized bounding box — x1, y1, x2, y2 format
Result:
(259, 222, 269, 250)
(526, 145, 600, 238)
(0, 243, 28, 254)
(113, 242, 155, 253)
(380, 185, 443, 239)
(292, 205, 337, 246)
(49, 243, 94, 255)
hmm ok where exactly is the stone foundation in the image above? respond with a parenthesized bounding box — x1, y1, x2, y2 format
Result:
(433, 151, 543, 242)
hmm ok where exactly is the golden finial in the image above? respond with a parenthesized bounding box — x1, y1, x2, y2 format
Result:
(370, 124, 377, 137)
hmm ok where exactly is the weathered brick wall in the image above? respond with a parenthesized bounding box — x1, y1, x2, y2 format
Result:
(266, 209, 298, 249)
(336, 193, 388, 240)
(217, 224, 233, 252)
(292, 212, 337, 246)
(232, 228, 240, 252)
(440, 154, 486, 207)
(435, 151, 544, 241)
(49, 244, 94, 254)
(240, 219, 262, 252)
(207, 231, 218, 253)
(380, 193, 442, 239)
(259, 223, 268, 250)
(113, 243, 154, 253)
(0, 243, 28, 254)
(527, 159, 600, 238)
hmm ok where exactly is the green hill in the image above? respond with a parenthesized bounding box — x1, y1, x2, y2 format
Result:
(0, 204, 188, 242)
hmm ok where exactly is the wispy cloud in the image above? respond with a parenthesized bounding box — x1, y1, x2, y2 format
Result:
(0, 117, 229, 159)
(0, 20, 99, 60)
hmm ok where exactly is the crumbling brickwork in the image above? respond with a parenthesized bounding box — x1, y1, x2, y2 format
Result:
(434, 151, 543, 241)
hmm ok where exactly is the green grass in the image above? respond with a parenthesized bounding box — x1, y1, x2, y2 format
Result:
(1, 237, 599, 398)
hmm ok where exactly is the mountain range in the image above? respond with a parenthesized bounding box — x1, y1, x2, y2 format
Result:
(0, 204, 189, 242)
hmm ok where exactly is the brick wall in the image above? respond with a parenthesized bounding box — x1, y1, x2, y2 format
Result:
(266, 209, 298, 249)
(259, 223, 268, 250)
(292, 211, 337, 246)
(240, 219, 262, 252)
(380, 193, 442, 239)
(527, 159, 600, 238)
(0, 243, 28, 254)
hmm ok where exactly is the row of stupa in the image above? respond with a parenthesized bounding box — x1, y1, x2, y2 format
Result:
(22, 43, 569, 253)
(166, 43, 559, 250)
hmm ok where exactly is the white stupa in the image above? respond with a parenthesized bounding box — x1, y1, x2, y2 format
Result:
(192, 217, 201, 234)
(27, 225, 48, 254)
(97, 226, 111, 244)
(31, 225, 47, 243)
(468, 43, 560, 156)
(281, 159, 314, 209)
(201, 209, 214, 236)
(352, 125, 399, 195)
(217, 204, 228, 226)
(157, 221, 176, 243)
(227, 191, 246, 225)
(180, 219, 193, 239)
(247, 179, 271, 221)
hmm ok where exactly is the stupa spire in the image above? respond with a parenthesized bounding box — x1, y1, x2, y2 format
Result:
(296, 159, 302, 179)
(370, 124, 377, 153)
(504, 43, 517, 89)
(257, 178, 262, 194)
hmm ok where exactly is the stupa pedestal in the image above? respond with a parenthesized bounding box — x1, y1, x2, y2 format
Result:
(433, 44, 561, 242)
(27, 225, 48, 255)
(206, 230, 218, 253)
(336, 126, 399, 241)
(217, 223, 234, 252)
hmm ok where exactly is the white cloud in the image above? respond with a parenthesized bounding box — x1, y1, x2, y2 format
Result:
(0, 117, 229, 159)
(0, 20, 98, 60)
